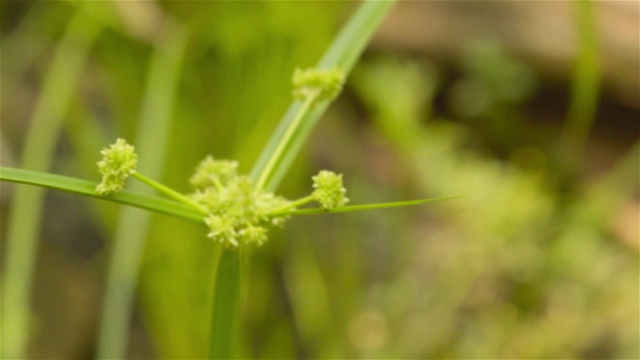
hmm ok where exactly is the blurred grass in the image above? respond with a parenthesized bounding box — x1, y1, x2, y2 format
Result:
(561, 0, 601, 165)
(1, 1, 638, 359)
(1, 6, 101, 358)
(96, 17, 189, 359)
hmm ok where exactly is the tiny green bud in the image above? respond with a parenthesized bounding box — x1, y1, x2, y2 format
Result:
(205, 214, 239, 247)
(239, 225, 268, 246)
(96, 138, 138, 195)
(292, 67, 345, 103)
(311, 170, 349, 209)
(190, 155, 238, 190)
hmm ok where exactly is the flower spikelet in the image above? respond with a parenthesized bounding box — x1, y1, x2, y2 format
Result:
(190, 155, 238, 190)
(96, 138, 137, 195)
(189, 156, 291, 248)
(292, 67, 345, 102)
(311, 170, 349, 209)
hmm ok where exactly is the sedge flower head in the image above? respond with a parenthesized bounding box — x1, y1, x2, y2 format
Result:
(189, 157, 290, 248)
(190, 155, 238, 190)
(312, 170, 349, 209)
(96, 138, 138, 195)
(292, 67, 345, 103)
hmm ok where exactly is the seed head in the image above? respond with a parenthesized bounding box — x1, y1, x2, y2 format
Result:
(190, 157, 291, 248)
(96, 138, 138, 195)
(311, 170, 349, 209)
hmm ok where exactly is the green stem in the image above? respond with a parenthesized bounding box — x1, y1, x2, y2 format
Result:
(255, 93, 318, 190)
(560, 0, 600, 164)
(133, 172, 206, 214)
(271, 196, 463, 216)
(249, 0, 397, 191)
(270, 195, 316, 215)
(209, 249, 242, 359)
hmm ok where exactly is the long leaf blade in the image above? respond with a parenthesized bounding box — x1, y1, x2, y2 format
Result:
(277, 196, 463, 216)
(250, 0, 396, 191)
(0, 167, 203, 223)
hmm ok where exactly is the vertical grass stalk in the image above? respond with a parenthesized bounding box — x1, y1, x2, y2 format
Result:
(209, 249, 243, 359)
(250, 0, 396, 192)
(560, 0, 600, 163)
(96, 22, 189, 359)
(207, 0, 397, 358)
(1, 12, 100, 359)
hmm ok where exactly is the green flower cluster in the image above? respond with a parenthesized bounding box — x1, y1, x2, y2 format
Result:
(292, 67, 345, 103)
(311, 170, 349, 209)
(96, 138, 137, 195)
(89, 64, 448, 250)
(94, 138, 354, 248)
(189, 156, 291, 247)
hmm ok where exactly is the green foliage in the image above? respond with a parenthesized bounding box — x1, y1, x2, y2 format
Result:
(2, 1, 636, 359)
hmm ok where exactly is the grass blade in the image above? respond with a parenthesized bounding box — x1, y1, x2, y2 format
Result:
(96, 22, 190, 359)
(209, 249, 242, 359)
(560, 0, 601, 164)
(250, 0, 396, 191)
(277, 196, 463, 216)
(1, 12, 101, 359)
(0, 167, 203, 223)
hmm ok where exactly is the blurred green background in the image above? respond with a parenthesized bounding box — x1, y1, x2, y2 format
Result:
(1, 1, 638, 359)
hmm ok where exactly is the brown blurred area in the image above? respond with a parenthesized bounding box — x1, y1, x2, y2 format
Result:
(376, 1, 639, 109)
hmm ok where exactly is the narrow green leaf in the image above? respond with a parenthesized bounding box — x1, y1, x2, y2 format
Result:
(96, 24, 191, 360)
(0, 167, 204, 223)
(1, 11, 101, 359)
(560, 0, 601, 163)
(209, 249, 242, 359)
(250, 0, 397, 191)
(276, 196, 463, 216)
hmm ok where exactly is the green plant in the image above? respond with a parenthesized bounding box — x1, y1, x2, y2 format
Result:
(0, 1, 459, 358)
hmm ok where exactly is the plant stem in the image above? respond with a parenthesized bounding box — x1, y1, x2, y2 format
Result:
(133, 172, 207, 214)
(271, 195, 463, 216)
(249, 0, 396, 192)
(270, 195, 316, 214)
(560, 0, 600, 165)
(209, 249, 242, 359)
(255, 93, 318, 190)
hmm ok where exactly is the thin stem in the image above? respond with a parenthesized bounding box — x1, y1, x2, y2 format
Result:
(270, 195, 315, 215)
(209, 249, 242, 359)
(560, 0, 600, 165)
(255, 92, 318, 190)
(271, 196, 463, 216)
(249, 0, 397, 191)
(133, 172, 206, 214)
